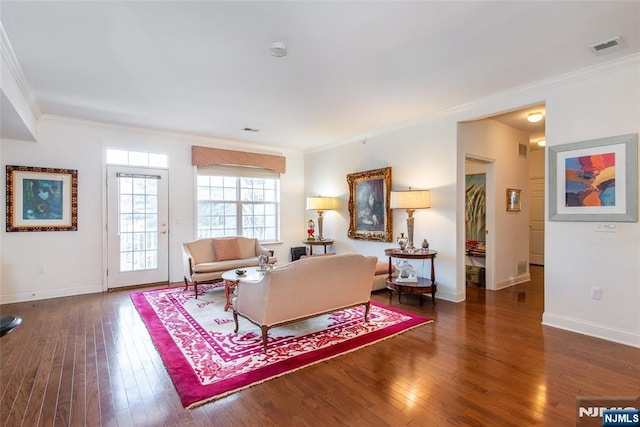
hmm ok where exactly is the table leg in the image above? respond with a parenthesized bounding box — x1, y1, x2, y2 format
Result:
(430, 257, 436, 285)
(430, 257, 437, 305)
(224, 279, 238, 311)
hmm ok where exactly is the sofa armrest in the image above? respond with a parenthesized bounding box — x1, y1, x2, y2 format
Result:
(255, 240, 274, 257)
(234, 276, 269, 322)
(182, 243, 195, 279)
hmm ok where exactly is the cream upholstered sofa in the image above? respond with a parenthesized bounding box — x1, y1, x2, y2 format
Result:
(182, 236, 276, 298)
(300, 252, 392, 291)
(232, 253, 377, 353)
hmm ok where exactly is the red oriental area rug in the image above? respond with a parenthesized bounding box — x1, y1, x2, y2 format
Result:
(131, 284, 432, 408)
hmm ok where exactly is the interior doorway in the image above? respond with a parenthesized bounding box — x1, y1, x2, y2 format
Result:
(459, 103, 545, 302)
(465, 157, 495, 291)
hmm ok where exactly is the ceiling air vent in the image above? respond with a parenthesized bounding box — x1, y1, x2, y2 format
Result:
(589, 36, 626, 56)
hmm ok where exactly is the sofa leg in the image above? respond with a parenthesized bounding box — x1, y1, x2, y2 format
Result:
(364, 301, 370, 322)
(233, 310, 239, 333)
(261, 326, 269, 354)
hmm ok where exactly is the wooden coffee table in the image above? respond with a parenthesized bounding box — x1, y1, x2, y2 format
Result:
(221, 267, 268, 311)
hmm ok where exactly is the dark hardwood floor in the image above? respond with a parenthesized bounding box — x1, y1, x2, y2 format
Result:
(1, 266, 639, 426)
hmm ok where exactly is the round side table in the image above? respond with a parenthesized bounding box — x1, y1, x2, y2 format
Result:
(302, 239, 334, 255)
(384, 248, 438, 305)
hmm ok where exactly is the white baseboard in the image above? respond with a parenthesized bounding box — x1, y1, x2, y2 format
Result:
(543, 312, 640, 349)
(495, 273, 530, 290)
(0, 283, 103, 304)
(436, 289, 465, 303)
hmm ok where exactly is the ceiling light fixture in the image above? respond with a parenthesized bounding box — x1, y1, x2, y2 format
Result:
(269, 42, 288, 57)
(527, 112, 544, 123)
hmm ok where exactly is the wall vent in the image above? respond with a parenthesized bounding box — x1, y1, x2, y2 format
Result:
(589, 36, 626, 56)
(517, 260, 528, 275)
(518, 143, 528, 158)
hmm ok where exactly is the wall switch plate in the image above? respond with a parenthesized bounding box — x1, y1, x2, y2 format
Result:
(595, 223, 617, 233)
(591, 287, 602, 300)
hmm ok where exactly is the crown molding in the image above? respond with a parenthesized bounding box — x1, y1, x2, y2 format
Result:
(305, 53, 640, 154)
(39, 114, 288, 156)
(0, 21, 42, 117)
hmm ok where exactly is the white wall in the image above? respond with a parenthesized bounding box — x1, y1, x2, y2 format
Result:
(542, 63, 640, 347)
(305, 55, 640, 347)
(529, 149, 545, 178)
(1, 116, 304, 303)
(305, 119, 460, 301)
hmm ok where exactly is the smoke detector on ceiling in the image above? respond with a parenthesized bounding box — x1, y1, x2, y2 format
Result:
(270, 42, 288, 57)
(589, 36, 626, 56)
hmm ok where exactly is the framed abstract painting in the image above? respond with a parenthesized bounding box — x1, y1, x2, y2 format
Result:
(6, 165, 78, 232)
(548, 133, 638, 222)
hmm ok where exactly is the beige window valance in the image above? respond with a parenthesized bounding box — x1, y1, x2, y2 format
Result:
(191, 146, 286, 174)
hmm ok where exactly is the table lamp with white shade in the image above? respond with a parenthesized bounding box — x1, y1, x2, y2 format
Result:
(390, 188, 431, 251)
(306, 196, 338, 241)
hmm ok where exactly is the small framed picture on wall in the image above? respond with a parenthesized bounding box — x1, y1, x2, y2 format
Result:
(506, 188, 521, 212)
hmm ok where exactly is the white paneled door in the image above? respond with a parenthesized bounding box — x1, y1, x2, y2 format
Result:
(529, 177, 545, 266)
(107, 166, 169, 288)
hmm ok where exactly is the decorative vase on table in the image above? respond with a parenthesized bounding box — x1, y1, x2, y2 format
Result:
(397, 233, 408, 250)
(258, 254, 269, 271)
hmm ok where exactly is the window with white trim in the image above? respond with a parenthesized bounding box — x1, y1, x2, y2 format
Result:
(196, 165, 280, 241)
(106, 148, 168, 168)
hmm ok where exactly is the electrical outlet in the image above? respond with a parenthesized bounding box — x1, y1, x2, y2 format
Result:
(590, 287, 602, 300)
(38, 265, 44, 273)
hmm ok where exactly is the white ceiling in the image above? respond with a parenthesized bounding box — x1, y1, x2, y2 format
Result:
(1, 1, 638, 151)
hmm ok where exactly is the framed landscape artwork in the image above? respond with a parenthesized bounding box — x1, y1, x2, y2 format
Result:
(6, 165, 78, 232)
(347, 167, 392, 241)
(548, 133, 638, 222)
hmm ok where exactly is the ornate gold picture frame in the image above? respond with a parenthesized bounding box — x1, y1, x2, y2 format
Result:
(506, 188, 521, 212)
(6, 165, 78, 232)
(347, 167, 392, 241)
